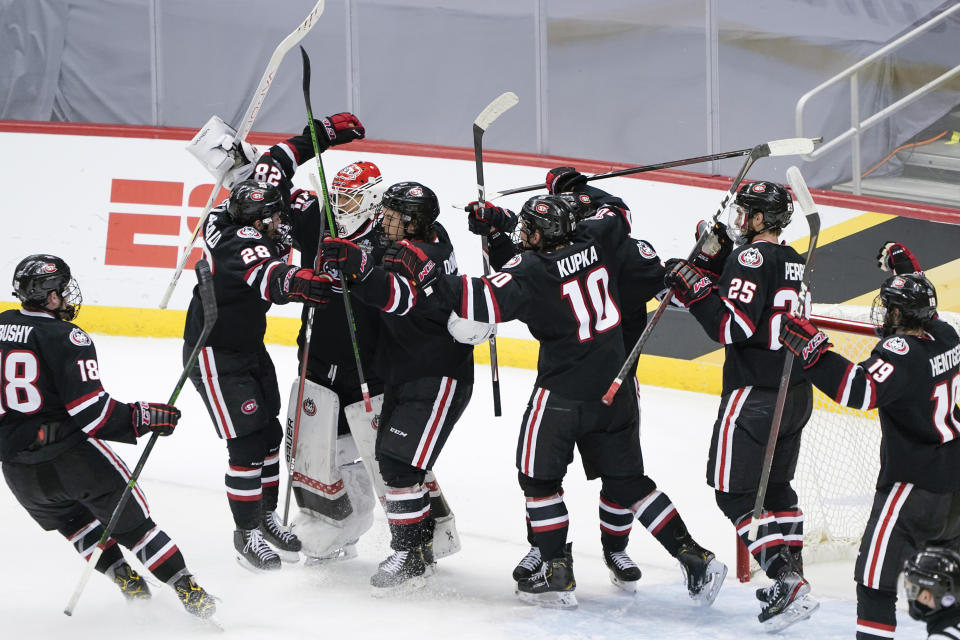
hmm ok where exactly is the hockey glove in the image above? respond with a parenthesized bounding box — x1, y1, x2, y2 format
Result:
(779, 315, 832, 369)
(304, 112, 365, 153)
(283, 268, 334, 304)
(384, 239, 439, 288)
(465, 201, 518, 236)
(545, 166, 587, 195)
(663, 258, 713, 307)
(131, 401, 181, 437)
(691, 220, 732, 277)
(321, 237, 373, 282)
(877, 242, 922, 275)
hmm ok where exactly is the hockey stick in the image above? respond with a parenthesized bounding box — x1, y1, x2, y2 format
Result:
(282, 46, 373, 526)
(601, 137, 819, 406)
(746, 166, 820, 542)
(496, 140, 823, 197)
(473, 91, 519, 417)
(159, 0, 326, 309)
(65, 259, 217, 616)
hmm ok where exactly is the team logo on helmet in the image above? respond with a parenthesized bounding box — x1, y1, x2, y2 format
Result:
(241, 400, 258, 414)
(371, 414, 380, 431)
(42, 263, 58, 273)
(409, 186, 424, 197)
(250, 191, 264, 201)
(751, 183, 767, 194)
(738, 247, 764, 268)
(891, 276, 906, 289)
(578, 194, 592, 204)
(303, 397, 317, 416)
(636, 240, 657, 259)
(237, 228, 262, 239)
(342, 164, 362, 177)
(69, 328, 91, 347)
(882, 337, 909, 355)
(535, 203, 550, 214)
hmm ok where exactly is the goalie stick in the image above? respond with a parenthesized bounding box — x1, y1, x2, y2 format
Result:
(159, 0, 326, 309)
(65, 259, 218, 616)
(472, 91, 519, 417)
(747, 166, 820, 542)
(601, 136, 821, 406)
(282, 46, 373, 527)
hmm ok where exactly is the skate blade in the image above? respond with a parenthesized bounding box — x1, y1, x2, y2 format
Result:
(192, 612, 225, 632)
(305, 545, 359, 567)
(608, 570, 639, 593)
(515, 589, 578, 609)
(234, 554, 281, 573)
(370, 575, 428, 597)
(690, 559, 728, 607)
(762, 595, 819, 633)
(272, 548, 301, 564)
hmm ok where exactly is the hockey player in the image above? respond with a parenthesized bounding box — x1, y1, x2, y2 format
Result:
(663, 181, 817, 630)
(320, 181, 474, 591)
(395, 193, 724, 609)
(1, 255, 214, 618)
(904, 547, 960, 639)
(778, 245, 960, 640)
(467, 168, 725, 600)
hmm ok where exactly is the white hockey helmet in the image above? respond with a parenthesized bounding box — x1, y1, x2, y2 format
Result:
(331, 161, 385, 237)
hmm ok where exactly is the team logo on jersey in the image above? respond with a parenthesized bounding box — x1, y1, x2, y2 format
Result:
(237, 227, 262, 239)
(409, 186, 424, 197)
(636, 240, 657, 259)
(69, 328, 91, 347)
(882, 337, 910, 355)
(578, 194, 592, 205)
(241, 399, 258, 415)
(303, 397, 317, 416)
(502, 254, 523, 269)
(371, 414, 380, 431)
(738, 247, 764, 268)
(42, 263, 58, 273)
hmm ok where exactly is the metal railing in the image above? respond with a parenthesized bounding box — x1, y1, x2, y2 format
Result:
(795, 3, 960, 193)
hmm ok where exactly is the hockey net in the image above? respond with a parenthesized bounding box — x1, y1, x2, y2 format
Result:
(736, 304, 960, 582)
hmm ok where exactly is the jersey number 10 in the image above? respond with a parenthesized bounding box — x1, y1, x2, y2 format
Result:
(561, 267, 620, 343)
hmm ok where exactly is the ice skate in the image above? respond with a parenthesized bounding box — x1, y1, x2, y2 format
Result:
(113, 562, 151, 601)
(234, 528, 281, 572)
(370, 548, 428, 594)
(677, 539, 727, 606)
(174, 575, 218, 623)
(259, 511, 302, 563)
(516, 557, 577, 609)
(513, 546, 542, 582)
(603, 548, 641, 592)
(758, 568, 819, 632)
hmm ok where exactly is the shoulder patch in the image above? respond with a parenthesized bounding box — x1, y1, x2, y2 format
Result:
(737, 247, 764, 268)
(237, 227, 262, 239)
(69, 327, 92, 347)
(635, 240, 657, 259)
(502, 254, 523, 270)
(882, 336, 910, 355)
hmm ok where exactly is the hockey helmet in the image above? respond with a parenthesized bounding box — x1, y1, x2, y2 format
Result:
(227, 180, 287, 228)
(727, 181, 794, 244)
(380, 181, 440, 239)
(518, 195, 577, 251)
(557, 191, 598, 223)
(12, 254, 82, 320)
(871, 272, 937, 336)
(331, 161, 385, 238)
(904, 547, 960, 621)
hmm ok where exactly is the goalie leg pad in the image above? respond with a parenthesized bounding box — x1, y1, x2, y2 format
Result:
(424, 471, 460, 560)
(286, 378, 352, 522)
(345, 394, 387, 505)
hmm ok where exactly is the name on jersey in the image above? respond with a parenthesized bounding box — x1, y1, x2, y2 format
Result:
(784, 262, 805, 281)
(930, 343, 960, 377)
(557, 246, 599, 278)
(0, 324, 34, 344)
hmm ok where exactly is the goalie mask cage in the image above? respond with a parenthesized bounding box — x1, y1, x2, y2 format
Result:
(736, 304, 960, 582)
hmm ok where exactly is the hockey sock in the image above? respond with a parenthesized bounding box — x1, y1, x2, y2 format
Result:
(632, 489, 686, 557)
(766, 483, 804, 570)
(225, 463, 262, 530)
(62, 519, 123, 573)
(385, 484, 430, 552)
(120, 523, 187, 585)
(525, 492, 569, 561)
(261, 446, 281, 512)
(855, 584, 897, 639)
(599, 494, 633, 553)
(735, 511, 789, 578)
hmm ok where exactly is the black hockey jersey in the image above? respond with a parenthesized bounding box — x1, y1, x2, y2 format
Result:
(804, 318, 960, 492)
(688, 240, 808, 394)
(348, 222, 474, 386)
(0, 309, 135, 462)
(183, 208, 301, 351)
(451, 206, 631, 400)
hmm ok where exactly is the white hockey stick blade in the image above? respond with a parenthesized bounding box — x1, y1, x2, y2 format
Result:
(766, 137, 818, 157)
(786, 166, 816, 214)
(474, 92, 519, 132)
